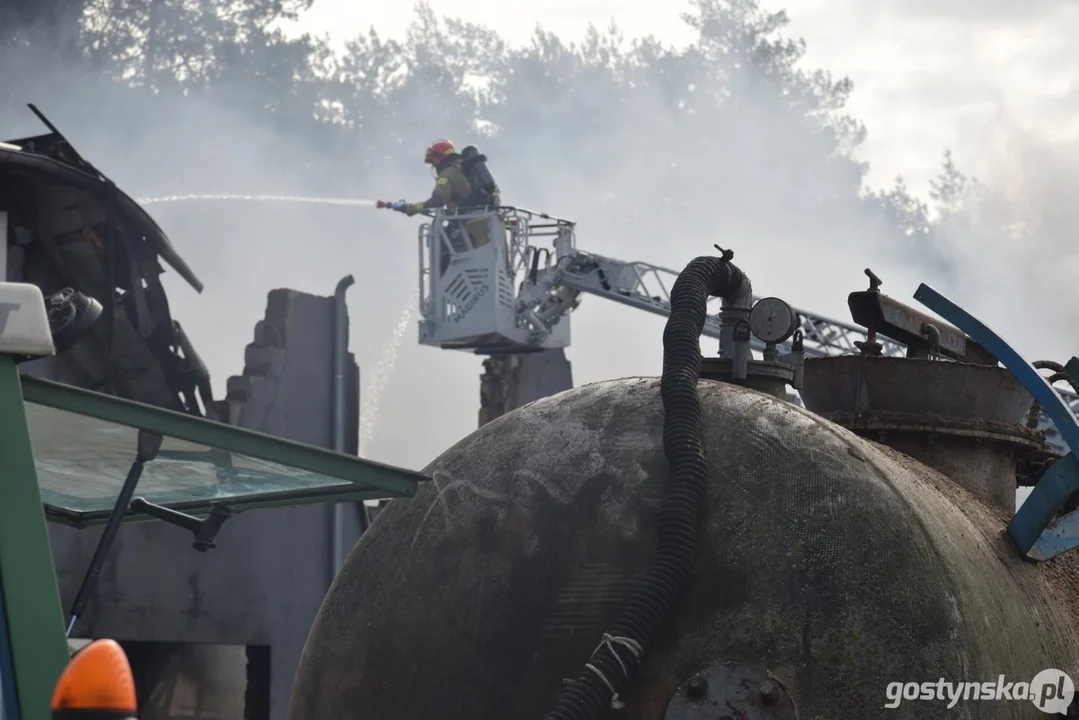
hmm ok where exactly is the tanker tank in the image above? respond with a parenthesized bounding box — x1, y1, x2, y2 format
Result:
(289, 255, 1079, 720)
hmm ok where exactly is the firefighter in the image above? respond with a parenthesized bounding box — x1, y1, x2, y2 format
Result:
(395, 140, 500, 272)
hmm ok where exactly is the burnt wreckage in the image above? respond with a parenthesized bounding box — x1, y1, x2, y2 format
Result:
(0, 104, 213, 415)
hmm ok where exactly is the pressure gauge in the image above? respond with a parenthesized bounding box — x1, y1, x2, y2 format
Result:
(749, 297, 798, 344)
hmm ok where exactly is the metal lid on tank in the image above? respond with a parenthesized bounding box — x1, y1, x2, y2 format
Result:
(845, 268, 997, 364)
(798, 270, 1044, 515)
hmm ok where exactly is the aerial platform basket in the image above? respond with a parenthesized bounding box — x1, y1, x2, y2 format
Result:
(417, 206, 577, 354)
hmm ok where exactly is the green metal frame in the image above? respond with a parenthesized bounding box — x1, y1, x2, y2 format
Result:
(44, 485, 395, 528)
(21, 375, 423, 497)
(0, 371, 428, 720)
(0, 357, 68, 720)
(22, 374, 427, 526)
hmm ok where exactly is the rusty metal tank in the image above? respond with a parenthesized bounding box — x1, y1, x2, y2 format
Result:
(288, 372, 1079, 719)
(799, 355, 1045, 516)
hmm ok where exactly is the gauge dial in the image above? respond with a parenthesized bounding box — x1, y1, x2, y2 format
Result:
(749, 297, 797, 344)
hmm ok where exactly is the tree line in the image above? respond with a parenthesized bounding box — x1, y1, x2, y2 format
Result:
(1, 0, 990, 283)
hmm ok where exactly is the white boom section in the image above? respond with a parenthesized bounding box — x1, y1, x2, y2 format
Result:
(550, 251, 906, 359)
(416, 207, 1073, 452)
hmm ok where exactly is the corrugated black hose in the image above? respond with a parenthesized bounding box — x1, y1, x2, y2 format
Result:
(542, 252, 747, 720)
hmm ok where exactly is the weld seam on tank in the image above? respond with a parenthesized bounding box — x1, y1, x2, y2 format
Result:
(543, 254, 748, 720)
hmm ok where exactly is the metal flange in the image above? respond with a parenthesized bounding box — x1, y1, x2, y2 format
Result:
(664, 664, 798, 720)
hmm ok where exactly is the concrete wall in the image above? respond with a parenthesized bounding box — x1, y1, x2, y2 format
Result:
(478, 349, 573, 427)
(47, 288, 362, 720)
(514, 349, 573, 407)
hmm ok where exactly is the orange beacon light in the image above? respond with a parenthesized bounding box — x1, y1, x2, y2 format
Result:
(50, 639, 138, 719)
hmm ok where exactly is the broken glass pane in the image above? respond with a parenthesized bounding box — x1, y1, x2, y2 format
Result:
(26, 403, 388, 527)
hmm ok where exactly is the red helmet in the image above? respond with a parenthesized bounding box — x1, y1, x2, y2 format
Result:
(424, 139, 456, 165)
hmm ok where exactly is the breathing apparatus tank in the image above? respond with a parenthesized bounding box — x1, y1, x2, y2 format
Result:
(460, 144, 498, 201)
(288, 254, 1079, 720)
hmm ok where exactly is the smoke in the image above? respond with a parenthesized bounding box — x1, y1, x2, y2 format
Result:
(789, 0, 1079, 363)
(3, 0, 1076, 471)
(931, 122, 1079, 362)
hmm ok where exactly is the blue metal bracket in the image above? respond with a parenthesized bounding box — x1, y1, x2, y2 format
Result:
(913, 283, 1079, 562)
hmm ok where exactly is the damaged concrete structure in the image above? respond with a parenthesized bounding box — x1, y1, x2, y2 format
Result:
(478, 349, 573, 427)
(3, 108, 367, 720)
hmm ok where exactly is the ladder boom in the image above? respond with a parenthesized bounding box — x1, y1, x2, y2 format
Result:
(556, 251, 906, 358)
(548, 250, 1076, 452)
(414, 209, 1075, 453)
